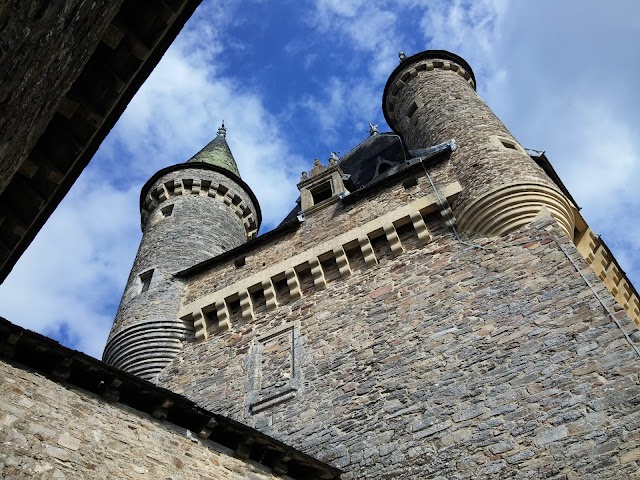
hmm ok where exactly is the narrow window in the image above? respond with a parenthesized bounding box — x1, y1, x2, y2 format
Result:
(140, 269, 153, 293)
(406, 101, 419, 119)
(161, 204, 174, 217)
(501, 139, 518, 150)
(310, 181, 333, 205)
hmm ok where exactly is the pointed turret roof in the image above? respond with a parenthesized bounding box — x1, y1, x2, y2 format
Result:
(186, 122, 240, 176)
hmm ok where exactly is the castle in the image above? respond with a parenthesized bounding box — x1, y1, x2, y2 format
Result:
(2, 49, 640, 478)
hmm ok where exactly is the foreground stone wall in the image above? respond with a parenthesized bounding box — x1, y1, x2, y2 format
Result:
(159, 168, 640, 478)
(0, 0, 124, 193)
(0, 360, 283, 480)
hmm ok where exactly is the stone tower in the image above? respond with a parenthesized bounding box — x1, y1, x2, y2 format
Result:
(103, 125, 261, 381)
(383, 50, 575, 238)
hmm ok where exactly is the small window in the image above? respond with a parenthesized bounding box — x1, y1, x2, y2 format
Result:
(161, 204, 174, 217)
(140, 270, 154, 293)
(500, 139, 518, 150)
(310, 181, 333, 205)
(406, 101, 419, 118)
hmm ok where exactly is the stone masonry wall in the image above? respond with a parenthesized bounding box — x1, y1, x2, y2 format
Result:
(158, 169, 640, 479)
(0, 360, 283, 480)
(0, 0, 124, 193)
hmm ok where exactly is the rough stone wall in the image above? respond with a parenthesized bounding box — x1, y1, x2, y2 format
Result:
(158, 172, 640, 479)
(385, 57, 569, 226)
(0, 0, 124, 194)
(104, 167, 259, 380)
(0, 360, 283, 480)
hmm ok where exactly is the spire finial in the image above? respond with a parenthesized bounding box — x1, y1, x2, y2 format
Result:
(398, 51, 406, 62)
(368, 122, 379, 136)
(217, 121, 226, 137)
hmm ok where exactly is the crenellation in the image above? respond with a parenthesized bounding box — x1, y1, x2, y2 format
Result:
(179, 181, 462, 329)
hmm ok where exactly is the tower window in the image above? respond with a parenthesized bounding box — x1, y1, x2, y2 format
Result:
(161, 204, 174, 217)
(406, 101, 419, 119)
(139, 269, 154, 293)
(310, 181, 333, 205)
(491, 135, 525, 154)
(501, 139, 518, 150)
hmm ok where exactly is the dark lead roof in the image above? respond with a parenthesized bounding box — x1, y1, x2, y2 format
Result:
(279, 132, 453, 225)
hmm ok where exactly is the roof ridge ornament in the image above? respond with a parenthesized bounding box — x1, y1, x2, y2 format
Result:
(368, 122, 379, 136)
(398, 51, 406, 62)
(217, 121, 226, 137)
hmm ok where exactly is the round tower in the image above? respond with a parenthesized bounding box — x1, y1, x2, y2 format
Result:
(382, 50, 575, 237)
(103, 124, 261, 381)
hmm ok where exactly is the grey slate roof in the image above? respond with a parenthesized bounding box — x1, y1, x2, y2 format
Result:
(186, 132, 241, 177)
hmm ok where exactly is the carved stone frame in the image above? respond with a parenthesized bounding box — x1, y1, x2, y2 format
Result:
(246, 321, 303, 414)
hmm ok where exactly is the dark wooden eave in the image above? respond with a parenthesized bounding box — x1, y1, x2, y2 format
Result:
(0, 0, 203, 283)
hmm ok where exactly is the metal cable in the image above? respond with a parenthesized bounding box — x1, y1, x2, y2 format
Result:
(556, 240, 640, 358)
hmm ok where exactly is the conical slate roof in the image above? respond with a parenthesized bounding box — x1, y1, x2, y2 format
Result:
(186, 123, 240, 177)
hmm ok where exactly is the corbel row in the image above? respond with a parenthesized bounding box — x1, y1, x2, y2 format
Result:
(386, 59, 475, 123)
(141, 177, 258, 239)
(181, 181, 462, 342)
(188, 212, 434, 343)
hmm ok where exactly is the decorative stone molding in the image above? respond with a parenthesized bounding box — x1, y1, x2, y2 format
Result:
(384, 223, 404, 256)
(141, 177, 258, 240)
(410, 211, 432, 245)
(286, 268, 302, 300)
(333, 246, 352, 279)
(456, 183, 575, 239)
(181, 181, 462, 342)
(102, 320, 191, 380)
(358, 236, 378, 268)
(245, 322, 303, 414)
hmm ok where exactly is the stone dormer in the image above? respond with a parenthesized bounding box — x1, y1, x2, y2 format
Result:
(297, 155, 349, 214)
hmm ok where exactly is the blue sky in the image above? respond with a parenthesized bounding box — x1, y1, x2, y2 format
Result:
(1, 0, 639, 358)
